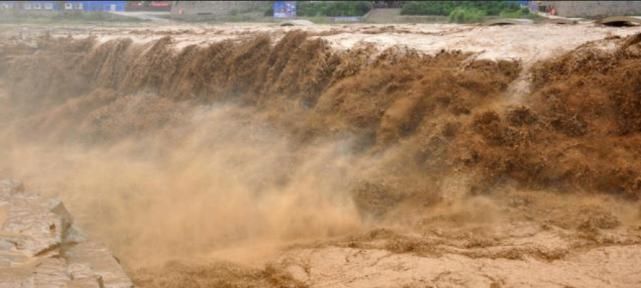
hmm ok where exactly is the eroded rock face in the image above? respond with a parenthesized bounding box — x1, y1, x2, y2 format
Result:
(0, 179, 132, 288)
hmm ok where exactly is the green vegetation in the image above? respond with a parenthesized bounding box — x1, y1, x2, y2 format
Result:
(499, 7, 533, 18)
(448, 7, 486, 23)
(296, 1, 372, 17)
(402, 1, 523, 16)
(401, 1, 531, 23)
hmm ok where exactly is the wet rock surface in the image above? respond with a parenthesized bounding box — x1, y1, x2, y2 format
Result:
(0, 179, 132, 288)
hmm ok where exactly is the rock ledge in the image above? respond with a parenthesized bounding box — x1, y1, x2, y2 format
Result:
(0, 179, 132, 288)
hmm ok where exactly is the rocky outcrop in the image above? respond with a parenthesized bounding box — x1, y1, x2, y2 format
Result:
(0, 179, 132, 288)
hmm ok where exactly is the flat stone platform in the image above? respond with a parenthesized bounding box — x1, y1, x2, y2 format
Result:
(0, 179, 132, 288)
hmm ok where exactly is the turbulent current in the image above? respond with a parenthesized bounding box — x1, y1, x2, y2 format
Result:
(1, 29, 641, 287)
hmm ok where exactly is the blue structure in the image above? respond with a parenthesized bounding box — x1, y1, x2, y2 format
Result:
(273, 1, 296, 18)
(1, 1, 127, 12)
(0, 1, 18, 10)
(19, 1, 59, 10)
(63, 1, 127, 12)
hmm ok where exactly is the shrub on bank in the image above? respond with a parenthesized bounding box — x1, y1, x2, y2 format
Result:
(402, 1, 457, 16)
(499, 7, 534, 18)
(402, 1, 526, 17)
(297, 1, 372, 17)
(448, 7, 486, 23)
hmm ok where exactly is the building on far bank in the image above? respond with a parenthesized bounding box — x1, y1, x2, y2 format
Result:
(0, 1, 129, 12)
(0, 1, 58, 11)
(535, 1, 641, 17)
(63, 1, 127, 12)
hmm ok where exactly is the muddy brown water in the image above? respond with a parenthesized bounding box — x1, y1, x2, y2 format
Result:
(1, 27, 641, 287)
